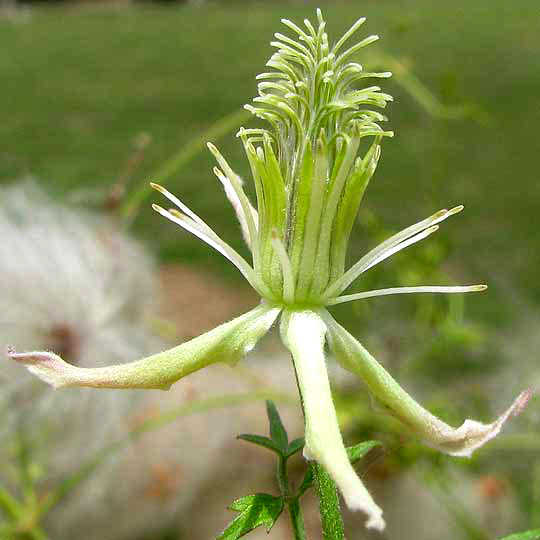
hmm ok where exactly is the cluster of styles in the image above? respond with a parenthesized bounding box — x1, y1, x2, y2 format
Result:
(8, 10, 530, 531)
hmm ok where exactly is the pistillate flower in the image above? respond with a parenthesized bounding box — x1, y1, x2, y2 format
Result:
(7, 11, 530, 531)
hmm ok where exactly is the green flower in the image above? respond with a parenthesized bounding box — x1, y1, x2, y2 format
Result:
(7, 10, 530, 531)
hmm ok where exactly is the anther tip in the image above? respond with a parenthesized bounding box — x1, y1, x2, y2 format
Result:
(449, 204, 465, 215)
(149, 181, 164, 192)
(151, 203, 166, 214)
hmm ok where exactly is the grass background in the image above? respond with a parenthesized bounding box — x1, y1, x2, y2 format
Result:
(1, 0, 539, 321)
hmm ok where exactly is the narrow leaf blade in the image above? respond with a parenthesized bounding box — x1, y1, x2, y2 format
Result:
(237, 434, 283, 455)
(286, 437, 305, 458)
(266, 400, 288, 450)
(297, 467, 314, 497)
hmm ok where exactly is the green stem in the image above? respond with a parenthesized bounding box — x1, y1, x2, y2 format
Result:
(312, 463, 345, 540)
(121, 109, 250, 223)
(288, 497, 307, 540)
(277, 455, 289, 496)
(277, 455, 306, 540)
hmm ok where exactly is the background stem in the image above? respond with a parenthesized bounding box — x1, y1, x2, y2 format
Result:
(120, 109, 249, 223)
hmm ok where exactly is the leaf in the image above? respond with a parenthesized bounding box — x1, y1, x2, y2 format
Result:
(297, 466, 314, 497)
(217, 494, 284, 540)
(266, 400, 288, 450)
(497, 530, 540, 540)
(236, 402, 294, 457)
(286, 437, 305, 458)
(236, 434, 283, 455)
(346, 441, 381, 464)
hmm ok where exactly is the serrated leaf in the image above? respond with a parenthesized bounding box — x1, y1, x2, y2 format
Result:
(286, 437, 305, 458)
(217, 494, 284, 540)
(497, 530, 540, 540)
(266, 401, 288, 450)
(237, 434, 283, 455)
(346, 440, 381, 464)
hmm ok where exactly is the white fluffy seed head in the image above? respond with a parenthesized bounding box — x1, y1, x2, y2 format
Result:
(0, 181, 164, 530)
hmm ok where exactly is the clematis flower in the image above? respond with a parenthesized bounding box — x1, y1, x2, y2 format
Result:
(7, 10, 530, 532)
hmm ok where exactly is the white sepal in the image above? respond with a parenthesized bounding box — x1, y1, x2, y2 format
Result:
(328, 284, 487, 305)
(213, 166, 258, 249)
(323, 311, 531, 457)
(281, 309, 385, 531)
(8, 304, 280, 391)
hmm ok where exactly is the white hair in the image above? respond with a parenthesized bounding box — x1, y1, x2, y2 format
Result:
(0, 181, 162, 528)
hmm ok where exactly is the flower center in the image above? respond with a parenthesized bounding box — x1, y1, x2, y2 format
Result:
(238, 13, 393, 306)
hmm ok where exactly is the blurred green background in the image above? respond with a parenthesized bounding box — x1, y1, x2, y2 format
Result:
(1, 1, 539, 539)
(2, 0, 539, 312)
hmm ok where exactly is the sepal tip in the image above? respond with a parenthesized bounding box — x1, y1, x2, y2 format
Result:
(6, 348, 69, 389)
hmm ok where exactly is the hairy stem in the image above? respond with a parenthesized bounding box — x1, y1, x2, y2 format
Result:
(277, 455, 307, 540)
(288, 497, 307, 540)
